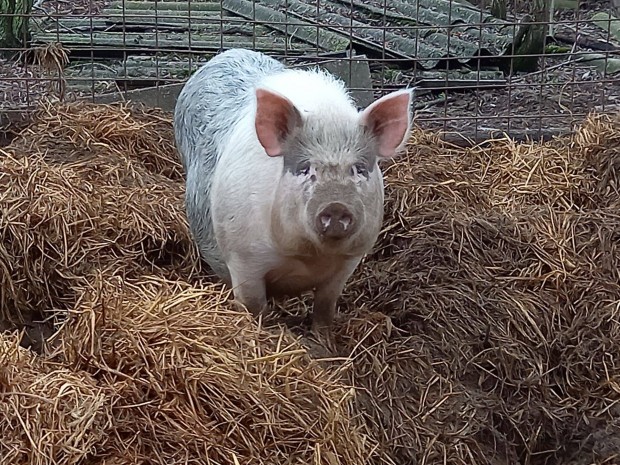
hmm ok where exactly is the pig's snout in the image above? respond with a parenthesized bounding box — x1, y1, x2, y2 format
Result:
(315, 202, 356, 240)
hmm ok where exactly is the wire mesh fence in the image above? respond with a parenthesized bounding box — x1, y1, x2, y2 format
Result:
(1, 0, 619, 144)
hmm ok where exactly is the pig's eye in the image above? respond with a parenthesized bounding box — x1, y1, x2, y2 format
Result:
(352, 163, 368, 177)
(295, 162, 311, 177)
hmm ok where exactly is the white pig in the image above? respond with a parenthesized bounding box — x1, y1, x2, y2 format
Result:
(173, 48, 413, 334)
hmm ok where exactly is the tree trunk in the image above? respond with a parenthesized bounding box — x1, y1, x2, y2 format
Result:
(490, 0, 507, 20)
(0, 0, 33, 51)
(510, 0, 550, 73)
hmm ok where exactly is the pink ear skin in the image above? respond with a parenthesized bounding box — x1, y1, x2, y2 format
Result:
(360, 89, 413, 159)
(254, 88, 303, 157)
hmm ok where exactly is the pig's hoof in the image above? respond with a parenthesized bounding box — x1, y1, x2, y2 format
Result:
(281, 314, 309, 328)
(233, 300, 266, 318)
(310, 324, 336, 351)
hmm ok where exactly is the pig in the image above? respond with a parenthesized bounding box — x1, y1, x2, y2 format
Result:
(173, 48, 413, 335)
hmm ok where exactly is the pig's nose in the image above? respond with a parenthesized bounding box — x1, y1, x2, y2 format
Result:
(316, 203, 355, 239)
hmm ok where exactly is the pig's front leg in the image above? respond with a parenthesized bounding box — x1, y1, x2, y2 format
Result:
(228, 257, 269, 317)
(311, 257, 362, 333)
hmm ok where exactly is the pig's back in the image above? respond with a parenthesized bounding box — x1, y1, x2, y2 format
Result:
(174, 48, 285, 173)
(173, 49, 285, 280)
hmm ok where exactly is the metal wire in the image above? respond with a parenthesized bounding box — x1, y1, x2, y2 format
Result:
(1, 0, 619, 143)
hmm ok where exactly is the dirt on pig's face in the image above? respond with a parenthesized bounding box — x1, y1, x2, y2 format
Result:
(270, 115, 386, 257)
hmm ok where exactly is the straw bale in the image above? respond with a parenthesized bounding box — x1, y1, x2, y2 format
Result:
(0, 332, 112, 465)
(0, 102, 200, 339)
(49, 273, 372, 465)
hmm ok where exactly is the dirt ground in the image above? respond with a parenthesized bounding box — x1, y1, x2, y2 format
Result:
(377, 0, 620, 137)
(403, 55, 620, 137)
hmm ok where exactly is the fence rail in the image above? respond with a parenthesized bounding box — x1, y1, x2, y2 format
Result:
(1, 0, 619, 143)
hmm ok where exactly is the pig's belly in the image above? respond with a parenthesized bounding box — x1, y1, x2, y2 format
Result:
(264, 256, 342, 297)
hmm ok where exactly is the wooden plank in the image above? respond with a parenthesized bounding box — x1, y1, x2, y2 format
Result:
(422, 0, 505, 21)
(66, 60, 202, 80)
(48, 16, 271, 37)
(31, 31, 314, 53)
(260, 0, 516, 66)
(326, 0, 513, 59)
(327, 0, 469, 27)
(298, 0, 501, 27)
(412, 69, 506, 90)
(252, 0, 414, 59)
(109, 1, 221, 11)
(221, 0, 349, 52)
(414, 69, 505, 81)
(94, 8, 221, 18)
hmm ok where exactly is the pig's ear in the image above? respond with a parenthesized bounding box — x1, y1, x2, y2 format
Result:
(255, 87, 302, 157)
(360, 88, 413, 158)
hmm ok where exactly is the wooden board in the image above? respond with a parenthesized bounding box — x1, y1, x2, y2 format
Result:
(31, 31, 315, 54)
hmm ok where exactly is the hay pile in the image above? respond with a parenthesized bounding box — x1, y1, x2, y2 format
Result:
(1, 275, 369, 464)
(0, 333, 110, 465)
(334, 114, 620, 464)
(0, 102, 201, 350)
(52, 275, 369, 464)
(1, 101, 619, 465)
